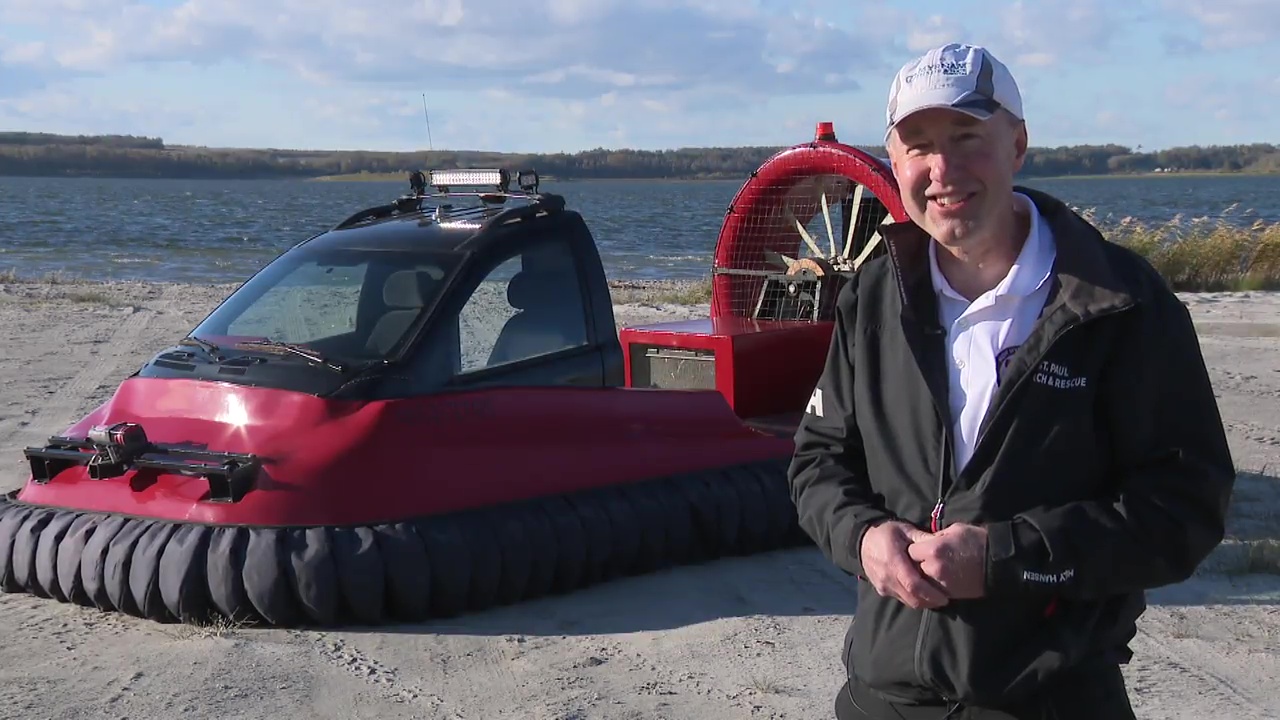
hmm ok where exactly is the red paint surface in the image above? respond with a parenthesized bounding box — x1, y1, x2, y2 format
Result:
(620, 317, 834, 418)
(18, 377, 794, 526)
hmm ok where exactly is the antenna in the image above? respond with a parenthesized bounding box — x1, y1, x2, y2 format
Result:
(421, 93, 434, 152)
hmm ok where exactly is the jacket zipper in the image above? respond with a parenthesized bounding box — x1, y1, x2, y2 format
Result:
(908, 302, 1133, 697)
(930, 423, 952, 532)
(914, 425, 952, 691)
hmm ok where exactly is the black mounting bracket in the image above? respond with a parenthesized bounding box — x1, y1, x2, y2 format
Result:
(23, 423, 262, 503)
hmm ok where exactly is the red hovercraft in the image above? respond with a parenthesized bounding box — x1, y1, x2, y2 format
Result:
(0, 123, 906, 627)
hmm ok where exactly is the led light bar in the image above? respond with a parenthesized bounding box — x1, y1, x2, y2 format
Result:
(429, 168, 509, 189)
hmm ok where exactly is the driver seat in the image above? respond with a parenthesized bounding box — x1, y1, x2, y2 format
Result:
(487, 270, 586, 366)
(365, 270, 436, 355)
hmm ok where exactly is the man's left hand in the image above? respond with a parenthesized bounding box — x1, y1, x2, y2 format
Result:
(907, 523, 988, 599)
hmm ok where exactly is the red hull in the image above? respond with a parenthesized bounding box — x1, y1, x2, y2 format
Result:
(16, 377, 794, 527)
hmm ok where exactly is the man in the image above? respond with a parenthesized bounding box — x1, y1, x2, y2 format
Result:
(788, 42, 1236, 719)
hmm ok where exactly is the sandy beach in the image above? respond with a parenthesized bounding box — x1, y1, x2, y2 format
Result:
(0, 278, 1277, 720)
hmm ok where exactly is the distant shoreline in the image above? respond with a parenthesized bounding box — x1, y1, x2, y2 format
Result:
(3, 130, 1277, 183)
(301, 170, 1280, 184)
(0, 170, 1270, 183)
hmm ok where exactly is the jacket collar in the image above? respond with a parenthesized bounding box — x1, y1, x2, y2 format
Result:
(879, 186, 1137, 330)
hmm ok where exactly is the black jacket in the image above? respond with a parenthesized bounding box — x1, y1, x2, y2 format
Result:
(788, 187, 1236, 708)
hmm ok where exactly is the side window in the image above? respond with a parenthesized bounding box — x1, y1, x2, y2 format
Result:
(457, 255, 522, 370)
(456, 240, 589, 373)
(226, 261, 366, 344)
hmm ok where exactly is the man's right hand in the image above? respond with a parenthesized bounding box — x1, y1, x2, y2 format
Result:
(860, 521, 950, 610)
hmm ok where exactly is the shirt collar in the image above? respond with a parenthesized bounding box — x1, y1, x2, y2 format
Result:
(928, 192, 1055, 301)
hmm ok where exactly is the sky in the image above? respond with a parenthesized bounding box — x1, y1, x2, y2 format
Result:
(0, 0, 1274, 154)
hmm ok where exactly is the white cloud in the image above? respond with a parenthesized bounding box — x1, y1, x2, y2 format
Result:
(1151, 70, 1280, 145)
(993, 0, 1119, 67)
(0, 0, 898, 106)
(1164, 72, 1274, 122)
(861, 1, 1128, 70)
(0, 35, 96, 96)
(1, 40, 45, 65)
(1162, 0, 1280, 49)
(0, 0, 1271, 151)
(0, 88, 214, 138)
(905, 14, 970, 52)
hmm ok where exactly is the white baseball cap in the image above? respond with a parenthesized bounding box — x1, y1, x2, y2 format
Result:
(884, 43, 1023, 142)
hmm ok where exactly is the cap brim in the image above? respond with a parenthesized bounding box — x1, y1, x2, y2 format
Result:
(884, 89, 1001, 142)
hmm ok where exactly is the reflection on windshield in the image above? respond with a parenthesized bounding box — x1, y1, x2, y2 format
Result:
(191, 246, 459, 363)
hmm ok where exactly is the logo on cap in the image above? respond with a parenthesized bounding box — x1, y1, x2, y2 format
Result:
(903, 59, 972, 84)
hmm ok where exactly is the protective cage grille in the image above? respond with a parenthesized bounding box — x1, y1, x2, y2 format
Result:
(710, 142, 906, 322)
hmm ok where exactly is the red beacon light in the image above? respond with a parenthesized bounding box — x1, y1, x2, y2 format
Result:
(815, 121, 837, 142)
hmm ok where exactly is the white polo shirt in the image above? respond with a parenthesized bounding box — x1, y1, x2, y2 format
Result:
(929, 192, 1057, 474)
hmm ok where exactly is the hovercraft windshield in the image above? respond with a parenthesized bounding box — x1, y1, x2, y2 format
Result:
(137, 243, 464, 395)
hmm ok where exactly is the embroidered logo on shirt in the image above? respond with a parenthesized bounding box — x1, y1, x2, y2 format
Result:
(994, 345, 1019, 387)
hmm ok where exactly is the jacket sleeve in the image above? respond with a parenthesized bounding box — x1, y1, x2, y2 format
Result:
(788, 280, 894, 578)
(984, 288, 1237, 600)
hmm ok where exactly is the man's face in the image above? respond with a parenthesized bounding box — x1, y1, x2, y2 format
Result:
(886, 107, 1028, 250)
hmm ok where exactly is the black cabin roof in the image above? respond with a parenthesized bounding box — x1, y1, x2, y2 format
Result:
(299, 187, 572, 255)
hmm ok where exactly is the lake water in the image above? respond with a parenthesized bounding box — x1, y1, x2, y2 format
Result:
(1, 173, 1277, 284)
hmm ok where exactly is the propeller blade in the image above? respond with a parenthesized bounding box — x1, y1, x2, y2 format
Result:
(786, 207, 825, 259)
(852, 213, 895, 270)
(764, 250, 798, 270)
(842, 183, 865, 259)
(821, 192, 836, 257)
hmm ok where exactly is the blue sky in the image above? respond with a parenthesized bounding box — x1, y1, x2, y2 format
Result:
(0, 0, 1272, 153)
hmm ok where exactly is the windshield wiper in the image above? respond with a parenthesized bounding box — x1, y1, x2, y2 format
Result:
(235, 339, 346, 372)
(179, 336, 223, 360)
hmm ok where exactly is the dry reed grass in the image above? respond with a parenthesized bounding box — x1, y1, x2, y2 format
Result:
(1083, 203, 1280, 291)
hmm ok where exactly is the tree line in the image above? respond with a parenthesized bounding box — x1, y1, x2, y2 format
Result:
(0, 131, 1276, 180)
